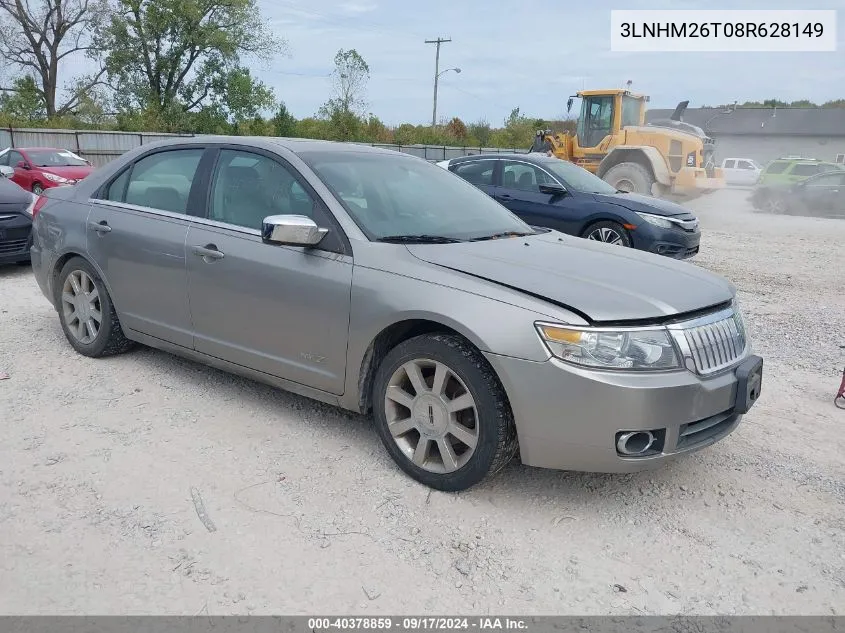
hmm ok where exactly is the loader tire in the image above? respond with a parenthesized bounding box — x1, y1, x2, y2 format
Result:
(603, 163, 655, 196)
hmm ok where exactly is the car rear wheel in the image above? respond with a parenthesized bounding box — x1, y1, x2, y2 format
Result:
(32, 183, 44, 195)
(56, 257, 134, 358)
(582, 220, 632, 247)
(372, 333, 517, 491)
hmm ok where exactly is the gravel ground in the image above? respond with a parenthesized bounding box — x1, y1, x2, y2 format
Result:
(0, 189, 843, 615)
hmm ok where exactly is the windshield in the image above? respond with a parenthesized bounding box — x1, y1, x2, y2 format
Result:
(540, 159, 619, 194)
(299, 151, 533, 241)
(26, 149, 88, 167)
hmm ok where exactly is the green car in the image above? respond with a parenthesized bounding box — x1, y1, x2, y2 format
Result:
(751, 158, 844, 210)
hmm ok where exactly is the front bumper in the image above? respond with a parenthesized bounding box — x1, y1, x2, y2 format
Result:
(631, 224, 700, 259)
(0, 217, 33, 264)
(484, 352, 760, 473)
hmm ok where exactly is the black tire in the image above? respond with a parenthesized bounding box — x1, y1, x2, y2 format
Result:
(32, 183, 44, 195)
(581, 220, 632, 247)
(55, 256, 134, 358)
(372, 333, 518, 491)
(603, 162, 655, 195)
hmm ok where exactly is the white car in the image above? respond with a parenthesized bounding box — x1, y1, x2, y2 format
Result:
(721, 158, 762, 186)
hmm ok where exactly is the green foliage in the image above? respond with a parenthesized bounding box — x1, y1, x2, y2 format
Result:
(319, 48, 370, 124)
(822, 99, 845, 108)
(271, 103, 298, 137)
(468, 120, 492, 146)
(0, 76, 46, 122)
(96, 0, 283, 120)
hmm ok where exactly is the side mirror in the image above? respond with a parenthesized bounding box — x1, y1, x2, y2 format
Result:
(539, 182, 566, 195)
(0, 165, 13, 178)
(262, 214, 328, 247)
(16, 160, 30, 170)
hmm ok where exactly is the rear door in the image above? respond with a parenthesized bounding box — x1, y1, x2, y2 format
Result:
(494, 160, 583, 234)
(450, 158, 498, 198)
(185, 146, 353, 395)
(87, 145, 208, 348)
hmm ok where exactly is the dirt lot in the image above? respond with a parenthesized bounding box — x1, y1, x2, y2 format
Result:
(0, 189, 843, 615)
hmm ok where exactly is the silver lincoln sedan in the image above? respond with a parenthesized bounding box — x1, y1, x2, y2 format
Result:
(30, 137, 763, 491)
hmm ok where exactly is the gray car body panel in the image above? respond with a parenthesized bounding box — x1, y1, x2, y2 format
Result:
(31, 136, 751, 474)
(406, 231, 733, 322)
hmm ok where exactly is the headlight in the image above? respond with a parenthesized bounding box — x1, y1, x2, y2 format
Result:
(43, 173, 69, 183)
(536, 323, 681, 370)
(636, 212, 674, 229)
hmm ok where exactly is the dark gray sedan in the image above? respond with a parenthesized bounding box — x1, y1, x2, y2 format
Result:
(30, 137, 763, 491)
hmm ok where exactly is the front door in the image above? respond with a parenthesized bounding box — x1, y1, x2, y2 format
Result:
(800, 171, 845, 214)
(86, 147, 205, 348)
(494, 160, 582, 234)
(186, 148, 353, 395)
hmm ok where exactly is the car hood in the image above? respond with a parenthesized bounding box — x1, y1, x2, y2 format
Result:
(406, 232, 733, 323)
(39, 165, 94, 180)
(590, 192, 691, 217)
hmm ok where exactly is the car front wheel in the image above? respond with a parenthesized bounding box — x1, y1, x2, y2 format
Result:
(372, 333, 518, 491)
(56, 257, 134, 357)
(582, 220, 632, 247)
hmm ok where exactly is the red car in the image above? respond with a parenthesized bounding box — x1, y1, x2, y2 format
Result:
(0, 147, 94, 194)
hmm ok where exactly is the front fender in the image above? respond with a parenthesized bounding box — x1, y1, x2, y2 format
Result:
(339, 265, 559, 411)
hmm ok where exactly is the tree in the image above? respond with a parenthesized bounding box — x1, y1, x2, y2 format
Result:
(445, 117, 468, 142)
(0, 75, 46, 121)
(319, 49, 369, 120)
(822, 99, 845, 108)
(789, 100, 817, 107)
(96, 0, 283, 119)
(468, 119, 491, 146)
(271, 103, 297, 137)
(0, 0, 108, 117)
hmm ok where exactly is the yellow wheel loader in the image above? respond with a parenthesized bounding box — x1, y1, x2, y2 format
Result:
(530, 89, 725, 198)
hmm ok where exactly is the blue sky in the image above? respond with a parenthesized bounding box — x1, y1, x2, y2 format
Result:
(255, 0, 845, 125)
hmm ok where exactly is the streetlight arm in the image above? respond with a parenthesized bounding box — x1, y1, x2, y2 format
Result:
(437, 67, 461, 78)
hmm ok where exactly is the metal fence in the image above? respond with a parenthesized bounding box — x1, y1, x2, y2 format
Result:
(0, 127, 529, 167)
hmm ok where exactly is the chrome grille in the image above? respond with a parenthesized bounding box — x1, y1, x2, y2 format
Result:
(671, 309, 747, 375)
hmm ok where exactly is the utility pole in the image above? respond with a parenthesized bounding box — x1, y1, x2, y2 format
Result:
(425, 37, 451, 127)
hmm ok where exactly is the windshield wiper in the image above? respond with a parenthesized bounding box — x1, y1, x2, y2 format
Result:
(468, 231, 534, 242)
(376, 234, 463, 244)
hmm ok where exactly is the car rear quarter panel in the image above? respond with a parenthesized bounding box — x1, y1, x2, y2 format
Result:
(32, 194, 91, 306)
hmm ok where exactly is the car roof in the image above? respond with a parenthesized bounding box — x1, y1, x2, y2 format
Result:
(140, 135, 410, 158)
(448, 153, 550, 166)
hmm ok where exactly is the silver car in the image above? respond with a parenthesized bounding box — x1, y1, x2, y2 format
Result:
(30, 137, 763, 491)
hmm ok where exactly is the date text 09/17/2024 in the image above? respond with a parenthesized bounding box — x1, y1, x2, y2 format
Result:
(308, 618, 528, 630)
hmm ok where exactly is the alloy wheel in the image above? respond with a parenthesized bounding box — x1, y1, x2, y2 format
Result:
(384, 358, 479, 474)
(587, 227, 625, 245)
(61, 270, 102, 344)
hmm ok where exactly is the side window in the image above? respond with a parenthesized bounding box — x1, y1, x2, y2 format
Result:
(791, 163, 821, 177)
(724, 160, 736, 169)
(502, 161, 553, 192)
(105, 168, 131, 201)
(0, 150, 8, 166)
(123, 149, 203, 213)
(8, 151, 24, 167)
(765, 161, 788, 175)
(210, 149, 315, 230)
(807, 173, 844, 187)
(738, 160, 754, 170)
(453, 161, 494, 187)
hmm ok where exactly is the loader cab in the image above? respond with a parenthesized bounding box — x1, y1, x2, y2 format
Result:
(572, 90, 648, 149)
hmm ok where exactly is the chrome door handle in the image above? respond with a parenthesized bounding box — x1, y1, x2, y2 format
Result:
(192, 244, 225, 260)
(88, 221, 111, 234)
